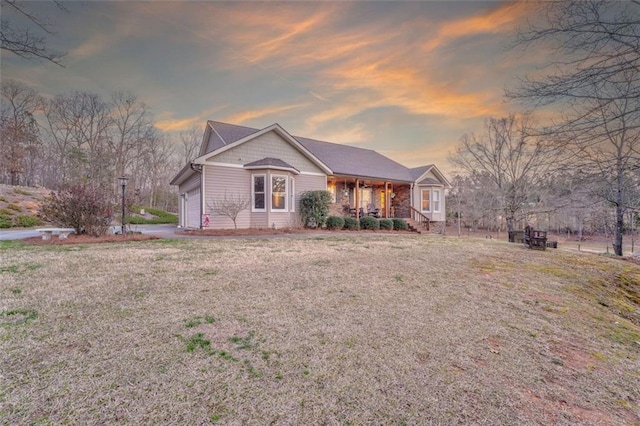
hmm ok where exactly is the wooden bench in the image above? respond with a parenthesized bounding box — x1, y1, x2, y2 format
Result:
(36, 228, 75, 240)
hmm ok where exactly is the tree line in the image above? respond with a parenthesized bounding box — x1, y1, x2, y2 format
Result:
(448, 0, 640, 256)
(0, 80, 201, 211)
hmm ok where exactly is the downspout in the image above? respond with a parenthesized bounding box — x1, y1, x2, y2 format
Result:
(190, 163, 204, 229)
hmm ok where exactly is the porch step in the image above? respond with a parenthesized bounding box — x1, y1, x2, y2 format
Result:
(406, 219, 425, 234)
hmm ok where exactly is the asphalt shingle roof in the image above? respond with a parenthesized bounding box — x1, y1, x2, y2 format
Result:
(295, 136, 414, 182)
(244, 157, 299, 172)
(207, 122, 422, 182)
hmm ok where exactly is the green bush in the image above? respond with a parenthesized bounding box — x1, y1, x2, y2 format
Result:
(7, 204, 21, 212)
(0, 214, 11, 229)
(360, 216, 380, 230)
(325, 216, 345, 230)
(392, 218, 408, 231)
(299, 190, 333, 228)
(0, 208, 14, 216)
(379, 219, 393, 230)
(15, 215, 41, 228)
(343, 217, 360, 230)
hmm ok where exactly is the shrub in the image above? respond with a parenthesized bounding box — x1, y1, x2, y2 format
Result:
(392, 218, 408, 231)
(360, 216, 380, 230)
(299, 190, 333, 228)
(380, 219, 393, 230)
(40, 183, 114, 237)
(7, 204, 21, 212)
(0, 214, 11, 228)
(15, 215, 41, 228)
(343, 217, 360, 230)
(325, 216, 345, 230)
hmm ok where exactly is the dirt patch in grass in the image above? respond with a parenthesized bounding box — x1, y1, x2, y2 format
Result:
(1, 235, 639, 424)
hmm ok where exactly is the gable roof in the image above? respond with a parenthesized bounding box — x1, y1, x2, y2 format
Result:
(172, 121, 449, 186)
(410, 165, 451, 188)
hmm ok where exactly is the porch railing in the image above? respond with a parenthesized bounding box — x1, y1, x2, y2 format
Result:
(409, 206, 430, 231)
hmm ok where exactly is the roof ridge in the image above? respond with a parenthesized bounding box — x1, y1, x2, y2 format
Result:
(294, 135, 378, 153)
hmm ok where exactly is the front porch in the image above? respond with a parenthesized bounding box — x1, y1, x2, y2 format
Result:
(327, 177, 411, 219)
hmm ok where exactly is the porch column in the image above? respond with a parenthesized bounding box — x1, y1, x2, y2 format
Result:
(355, 179, 360, 219)
(384, 182, 389, 219)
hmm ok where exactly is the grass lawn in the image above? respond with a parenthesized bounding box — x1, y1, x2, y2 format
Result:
(1, 235, 639, 424)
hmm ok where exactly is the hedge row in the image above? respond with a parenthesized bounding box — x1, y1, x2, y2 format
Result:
(325, 216, 408, 231)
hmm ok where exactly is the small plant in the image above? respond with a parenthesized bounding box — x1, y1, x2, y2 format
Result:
(0, 262, 42, 273)
(325, 216, 345, 230)
(0, 196, 7, 202)
(360, 216, 380, 230)
(7, 203, 21, 212)
(206, 193, 250, 229)
(380, 219, 393, 230)
(15, 215, 41, 228)
(343, 217, 360, 230)
(185, 333, 211, 352)
(11, 288, 21, 295)
(1, 308, 38, 325)
(0, 214, 11, 229)
(229, 331, 255, 350)
(392, 218, 408, 231)
(184, 315, 216, 328)
(299, 190, 333, 228)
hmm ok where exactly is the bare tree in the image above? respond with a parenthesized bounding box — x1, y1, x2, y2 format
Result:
(179, 125, 202, 165)
(110, 91, 154, 179)
(510, 0, 640, 255)
(138, 132, 175, 208)
(0, 80, 42, 185)
(450, 114, 559, 232)
(0, 0, 66, 65)
(207, 192, 250, 229)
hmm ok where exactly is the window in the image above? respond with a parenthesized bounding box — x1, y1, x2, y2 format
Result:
(271, 175, 287, 211)
(432, 190, 440, 213)
(290, 177, 295, 212)
(252, 174, 265, 212)
(421, 189, 430, 212)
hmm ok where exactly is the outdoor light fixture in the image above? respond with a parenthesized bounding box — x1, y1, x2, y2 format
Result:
(118, 176, 129, 235)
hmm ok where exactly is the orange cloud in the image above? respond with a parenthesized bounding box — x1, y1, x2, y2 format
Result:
(223, 102, 309, 124)
(156, 106, 227, 132)
(423, 2, 533, 52)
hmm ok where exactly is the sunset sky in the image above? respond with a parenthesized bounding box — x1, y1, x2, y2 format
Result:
(1, 0, 545, 174)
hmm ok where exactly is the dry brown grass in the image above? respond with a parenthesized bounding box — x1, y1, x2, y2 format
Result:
(1, 235, 639, 425)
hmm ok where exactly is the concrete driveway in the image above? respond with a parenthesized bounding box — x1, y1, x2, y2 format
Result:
(0, 224, 181, 241)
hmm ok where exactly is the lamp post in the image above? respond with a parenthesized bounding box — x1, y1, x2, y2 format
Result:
(118, 176, 129, 235)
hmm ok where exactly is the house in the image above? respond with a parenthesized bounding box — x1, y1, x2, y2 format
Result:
(170, 121, 451, 230)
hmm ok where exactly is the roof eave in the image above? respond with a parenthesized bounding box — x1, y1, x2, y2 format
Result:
(244, 165, 300, 175)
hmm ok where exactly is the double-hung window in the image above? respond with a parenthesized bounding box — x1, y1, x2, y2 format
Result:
(271, 175, 287, 211)
(421, 189, 430, 212)
(252, 174, 266, 212)
(432, 190, 440, 213)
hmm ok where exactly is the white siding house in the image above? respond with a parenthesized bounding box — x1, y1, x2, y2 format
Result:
(170, 121, 451, 230)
